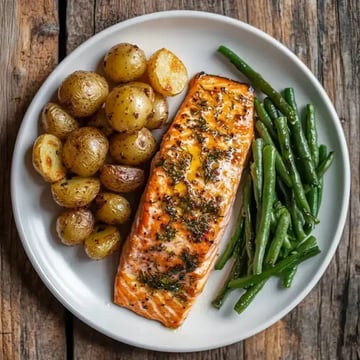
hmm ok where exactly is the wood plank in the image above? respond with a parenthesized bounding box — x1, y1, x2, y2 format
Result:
(0, 1, 67, 359)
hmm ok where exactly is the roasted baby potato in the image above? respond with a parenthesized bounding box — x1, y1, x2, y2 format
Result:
(84, 224, 121, 260)
(51, 176, 100, 208)
(105, 85, 153, 133)
(87, 106, 114, 137)
(32, 133, 67, 183)
(146, 93, 169, 129)
(62, 127, 109, 176)
(147, 48, 188, 96)
(56, 208, 95, 246)
(41, 102, 80, 140)
(103, 43, 147, 83)
(58, 70, 109, 117)
(99, 164, 145, 193)
(95, 192, 131, 225)
(109, 128, 157, 165)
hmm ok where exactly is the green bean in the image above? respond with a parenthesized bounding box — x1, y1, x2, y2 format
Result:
(228, 246, 321, 289)
(212, 239, 249, 309)
(306, 186, 319, 218)
(215, 216, 244, 270)
(304, 104, 319, 166)
(241, 173, 255, 263)
(316, 145, 328, 214)
(255, 120, 292, 187)
(274, 116, 314, 221)
(253, 144, 276, 274)
(316, 151, 334, 179)
(212, 257, 241, 309)
(217, 45, 296, 118)
(282, 265, 298, 288)
(251, 139, 264, 208)
(283, 88, 319, 186)
(234, 280, 267, 313)
(264, 97, 280, 120)
(276, 178, 307, 242)
(254, 97, 277, 139)
(265, 209, 291, 266)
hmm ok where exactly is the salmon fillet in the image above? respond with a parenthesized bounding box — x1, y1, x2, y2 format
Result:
(114, 72, 254, 328)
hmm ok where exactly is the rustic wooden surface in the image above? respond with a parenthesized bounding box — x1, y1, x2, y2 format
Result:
(0, 0, 358, 359)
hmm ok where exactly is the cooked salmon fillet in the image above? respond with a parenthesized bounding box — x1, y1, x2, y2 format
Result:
(114, 72, 254, 328)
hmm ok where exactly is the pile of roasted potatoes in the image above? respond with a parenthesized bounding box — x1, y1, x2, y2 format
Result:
(32, 43, 188, 260)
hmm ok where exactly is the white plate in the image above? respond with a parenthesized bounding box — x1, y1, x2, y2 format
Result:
(11, 10, 350, 352)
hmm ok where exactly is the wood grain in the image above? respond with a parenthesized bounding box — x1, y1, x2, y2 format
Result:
(0, 1, 67, 359)
(0, 0, 358, 359)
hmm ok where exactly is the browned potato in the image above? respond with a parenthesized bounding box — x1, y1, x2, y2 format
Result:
(51, 176, 100, 208)
(147, 48, 188, 96)
(58, 70, 109, 117)
(105, 85, 153, 133)
(62, 127, 109, 176)
(109, 128, 157, 165)
(99, 164, 145, 193)
(56, 208, 95, 246)
(146, 93, 169, 129)
(84, 224, 121, 260)
(103, 43, 147, 83)
(95, 192, 131, 225)
(87, 106, 114, 137)
(41, 102, 80, 140)
(32, 134, 67, 183)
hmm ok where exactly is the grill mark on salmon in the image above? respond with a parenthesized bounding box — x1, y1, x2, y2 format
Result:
(114, 72, 254, 328)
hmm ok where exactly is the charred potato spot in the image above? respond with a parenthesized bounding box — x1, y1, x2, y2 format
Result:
(41, 102, 80, 140)
(62, 127, 109, 176)
(58, 71, 109, 118)
(105, 85, 153, 134)
(95, 192, 131, 225)
(56, 208, 95, 246)
(109, 128, 157, 166)
(99, 164, 145, 193)
(103, 43, 147, 83)
(51, 176, 101, 208)
(32, 134, 67, 183)
(84, 224, 122, 260)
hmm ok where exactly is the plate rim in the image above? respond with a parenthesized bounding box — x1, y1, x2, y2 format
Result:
(10, 9, 351, 352)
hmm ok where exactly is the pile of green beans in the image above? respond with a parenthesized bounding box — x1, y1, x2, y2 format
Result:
(212, 45, 334, 314)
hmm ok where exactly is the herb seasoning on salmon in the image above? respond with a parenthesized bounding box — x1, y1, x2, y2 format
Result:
(114, 72, 254, 328)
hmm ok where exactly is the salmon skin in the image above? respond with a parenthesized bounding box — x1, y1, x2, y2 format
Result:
(114, 72, 254, 328)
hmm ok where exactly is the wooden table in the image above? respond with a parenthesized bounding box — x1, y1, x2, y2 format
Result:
(1, 1, 358, 359)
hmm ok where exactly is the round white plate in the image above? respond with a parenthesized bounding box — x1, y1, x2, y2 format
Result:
(11, 10, 350, 352)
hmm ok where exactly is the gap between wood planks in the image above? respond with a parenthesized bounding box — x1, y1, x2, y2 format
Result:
(58, 1, 74, 359)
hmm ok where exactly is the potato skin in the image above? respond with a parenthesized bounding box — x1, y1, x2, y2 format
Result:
(32, 133, 67, 183)
(56, 208, 95, 245)
(41, 102, 80, 140)
(87, 106, 114, 137)
(109, 128, 157, 165)
(103, 43, 147, 83)
(84, 224, 121, 260)
(99, 164, 145, 193)
(146, 93, 169, 129)
(58, 70, 109, 117)
(126, 81, 155, 103)
(147, 48, 188, 96)
(105, 85, 153, 133)
(62, 127, 109, 176)
(51, 176, 100, 208)
(95, 192, 131, 225)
